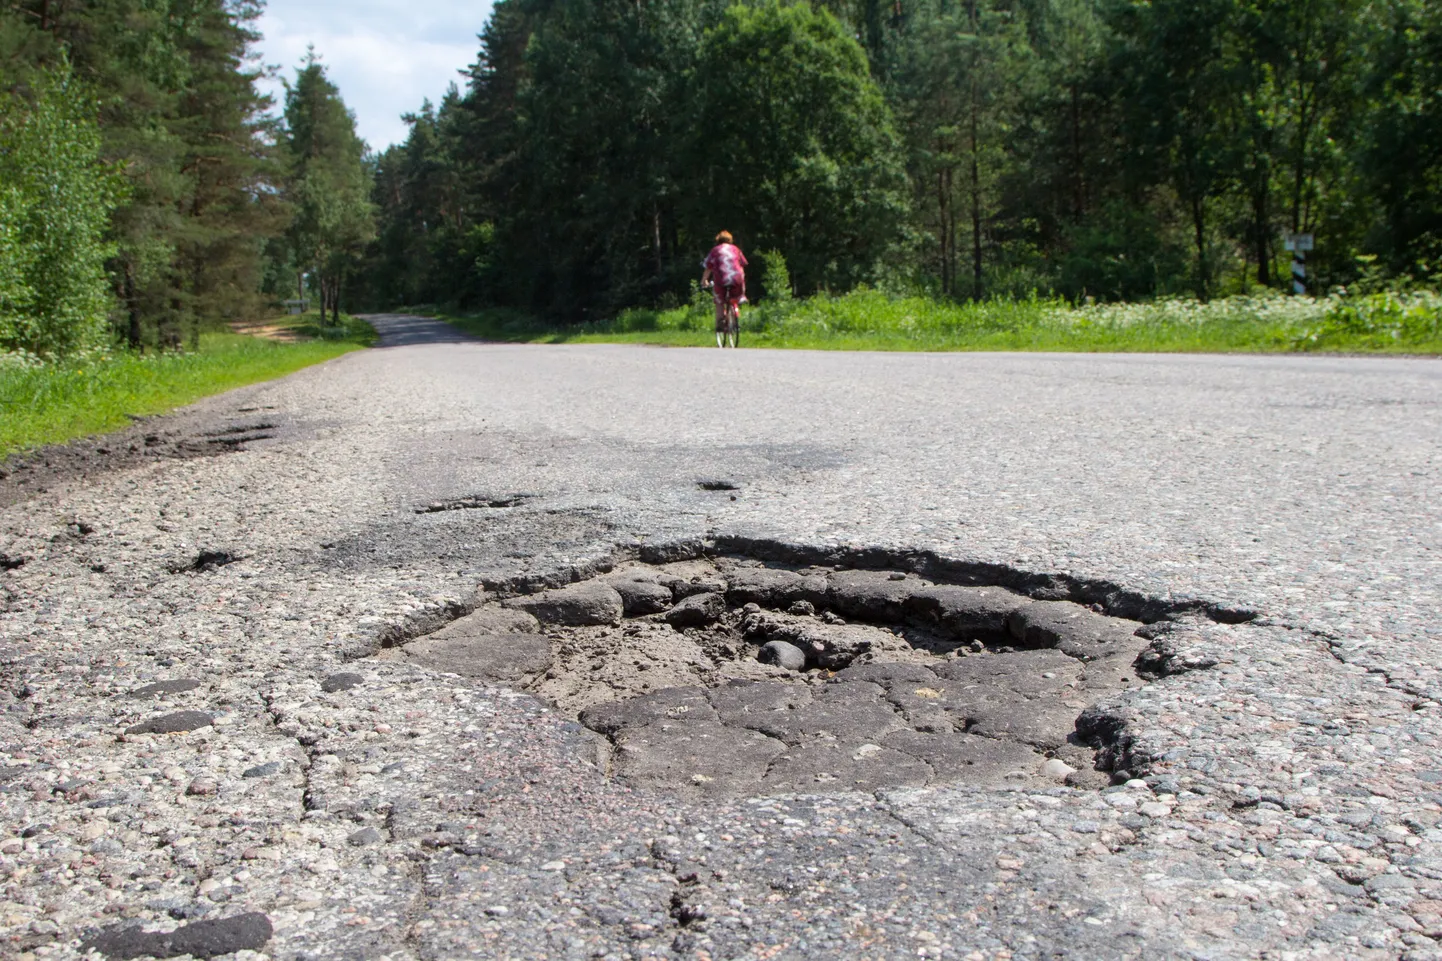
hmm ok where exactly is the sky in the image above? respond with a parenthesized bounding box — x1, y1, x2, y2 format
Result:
(254, 0, 497, 151)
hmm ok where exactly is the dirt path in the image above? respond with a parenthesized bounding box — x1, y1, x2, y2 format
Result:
(228, 318, 303, 342)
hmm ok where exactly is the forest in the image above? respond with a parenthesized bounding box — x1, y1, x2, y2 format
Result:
(362, 0, 1442, 319)
(4, 0, 1442, 356)
(0, 0, 367, 358)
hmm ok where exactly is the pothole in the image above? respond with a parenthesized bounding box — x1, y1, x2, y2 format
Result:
(375, 549, 1221, 799)
(414, 494, 531, 514)
(168, 550, 244, 574)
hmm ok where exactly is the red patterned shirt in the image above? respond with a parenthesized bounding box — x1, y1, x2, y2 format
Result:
(704, 243, 748, 287)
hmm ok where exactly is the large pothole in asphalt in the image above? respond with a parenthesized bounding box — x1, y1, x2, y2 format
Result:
(375, 552, 1208, 799)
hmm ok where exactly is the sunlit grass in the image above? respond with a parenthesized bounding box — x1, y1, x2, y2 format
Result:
(435, 288, 1442, 354)
(0, 326, 371, 457)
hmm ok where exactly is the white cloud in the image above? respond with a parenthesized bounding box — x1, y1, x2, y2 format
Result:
(255, 0, 496, 151)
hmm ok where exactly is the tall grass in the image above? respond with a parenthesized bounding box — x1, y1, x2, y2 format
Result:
(0, 330, 368, 456)
(442, 287, 1442, 354)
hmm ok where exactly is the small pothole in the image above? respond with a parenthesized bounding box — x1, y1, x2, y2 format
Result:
(168, 550, 243, 574)
(414, 494, 531, 514)
(377, 549, 1217, 798)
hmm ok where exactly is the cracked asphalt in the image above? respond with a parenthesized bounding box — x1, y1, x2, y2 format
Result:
(1, 314, 1440, 960)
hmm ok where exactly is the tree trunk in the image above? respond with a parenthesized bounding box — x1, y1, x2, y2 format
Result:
(1291, 96, 1310, 234)
(1191, 195, 1209, 302)
(124, 264, 142, 351)
(948, 172, 958, 299)
(1070, 83, 1084, 223)
(1253, 183, 1271, 288)
(970, 147, 982, 300)
(190, 262, 202, 351)
(937, 165, 952, 297)
(863, 0, 885, 73)
(169, 294, 184, 352)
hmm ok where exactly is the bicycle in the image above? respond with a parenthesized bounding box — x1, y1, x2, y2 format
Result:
(705, 282, 741, 348)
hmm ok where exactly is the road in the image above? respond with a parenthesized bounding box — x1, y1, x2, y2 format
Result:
(1, 314, 1440, 959)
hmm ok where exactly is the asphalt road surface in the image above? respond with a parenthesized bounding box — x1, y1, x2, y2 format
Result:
(2, 314, 1440, 960)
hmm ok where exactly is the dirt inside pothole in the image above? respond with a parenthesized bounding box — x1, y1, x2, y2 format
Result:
(375, 555, 1178, 798)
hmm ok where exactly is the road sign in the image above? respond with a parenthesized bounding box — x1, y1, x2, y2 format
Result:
(1284, 233, 1314, 252)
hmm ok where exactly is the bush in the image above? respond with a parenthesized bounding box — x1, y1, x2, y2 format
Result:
(0, 63, 124, 358)
(756, 249, 793, 302)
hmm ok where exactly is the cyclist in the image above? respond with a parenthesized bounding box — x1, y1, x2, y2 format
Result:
(701, 231, 747, 347)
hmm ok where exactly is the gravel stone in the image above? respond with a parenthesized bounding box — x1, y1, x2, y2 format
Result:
(1041, 758, 1077, 781)
(185, 778, 218, 797)
(756, 640, 806, 671)
(348, 827, 383, 846)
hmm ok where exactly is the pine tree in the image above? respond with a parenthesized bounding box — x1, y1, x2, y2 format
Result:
(282, 51, 375, 324)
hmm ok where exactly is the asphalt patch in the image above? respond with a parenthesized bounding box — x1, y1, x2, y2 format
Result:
(81, 911, 272, 959)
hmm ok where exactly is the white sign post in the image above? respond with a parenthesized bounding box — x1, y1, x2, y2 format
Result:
(1284, 233, 1314, 295)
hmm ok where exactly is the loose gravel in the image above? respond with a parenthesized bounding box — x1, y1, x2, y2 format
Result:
(0, 316, 1439, 960)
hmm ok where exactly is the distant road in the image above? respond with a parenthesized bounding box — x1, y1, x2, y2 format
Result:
(366, 311, 481, 347)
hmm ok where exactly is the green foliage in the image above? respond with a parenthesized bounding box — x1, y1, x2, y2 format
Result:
(688, 1, 910, 294)
(0, 63, 124, 358)
(755, 249, 794, 301)
(501, 0, 715, 316)
(1362, 0, 1442, 273)
(3, 0, 283, 351)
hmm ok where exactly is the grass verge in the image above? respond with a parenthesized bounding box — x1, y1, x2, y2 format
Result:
(0, 322, 372, 457)
(431, 288, 1442, 354)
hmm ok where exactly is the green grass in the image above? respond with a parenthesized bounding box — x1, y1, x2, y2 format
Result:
(432, 287, 1442, 355)
(0, 322, 372, 457)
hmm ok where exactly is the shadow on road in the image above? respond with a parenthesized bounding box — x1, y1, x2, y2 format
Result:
(361, 314, 479, 348)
